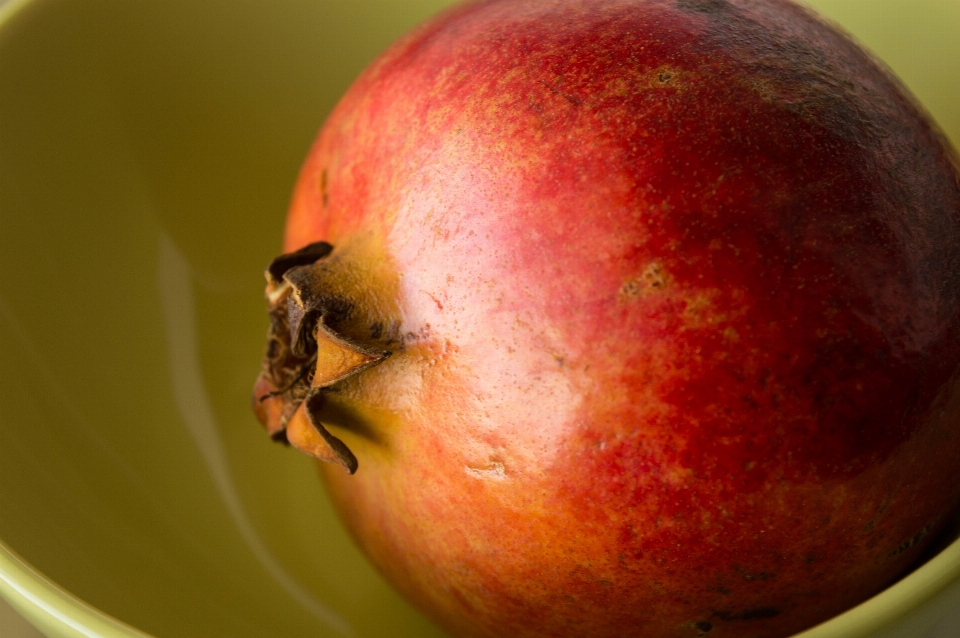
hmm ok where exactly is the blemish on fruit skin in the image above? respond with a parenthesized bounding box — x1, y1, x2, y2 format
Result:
(694, 619, 713, 633)
(712, 607, 781, 621)
(887, 522, 934, 558)
(426, 291, 445, 310)
(466, 461, 506, 480)
(620, 262, 669, 300)
(319, 168, 329, 208)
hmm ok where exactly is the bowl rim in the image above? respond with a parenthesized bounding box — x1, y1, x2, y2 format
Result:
(5, 507, 960, 638)
(0, 0, 958, 635)
(796, 533, 960, 637)
(0, 540, 152, 638)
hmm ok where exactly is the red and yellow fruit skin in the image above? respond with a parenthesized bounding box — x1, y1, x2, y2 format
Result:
(280, 0, 960, 636)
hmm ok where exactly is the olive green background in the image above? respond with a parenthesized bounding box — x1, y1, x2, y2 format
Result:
(0, 0, 958, 637)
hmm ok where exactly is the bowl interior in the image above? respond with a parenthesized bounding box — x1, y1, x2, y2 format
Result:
(0, 0, 958, 637)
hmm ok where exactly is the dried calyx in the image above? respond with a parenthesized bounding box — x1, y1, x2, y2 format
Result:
(252, 241, 390, 474)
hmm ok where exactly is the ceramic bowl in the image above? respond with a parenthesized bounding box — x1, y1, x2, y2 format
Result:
(0, 0, 958, 636)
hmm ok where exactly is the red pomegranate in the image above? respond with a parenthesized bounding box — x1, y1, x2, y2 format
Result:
(253, 1, 960, 636)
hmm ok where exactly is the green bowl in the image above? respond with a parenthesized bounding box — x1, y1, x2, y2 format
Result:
(0, 0, 958, 636)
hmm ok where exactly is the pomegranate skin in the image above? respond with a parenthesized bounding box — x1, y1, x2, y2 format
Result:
(274, 0, 960, 636)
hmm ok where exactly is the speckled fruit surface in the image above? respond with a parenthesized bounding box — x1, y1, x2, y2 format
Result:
(252, 1, 960, 637)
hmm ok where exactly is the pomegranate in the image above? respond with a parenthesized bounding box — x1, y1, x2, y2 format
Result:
(253, 0, 960, 636)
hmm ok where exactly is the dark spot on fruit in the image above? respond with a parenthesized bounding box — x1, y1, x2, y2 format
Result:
(646, 263, 666, 288)
(320, 168, 329, 208)
(621, 262, 669, 300)
(658, 71, 673, 84)
(695, 620, 713, 633)
(888, 523, 933, 558)
(742, 607, 780, 621)
(713, 607, 781, 621)
(621, 280, 642, 298)
(370, 322, 383, 339)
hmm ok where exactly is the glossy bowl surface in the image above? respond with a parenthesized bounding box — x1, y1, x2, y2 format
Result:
(0, 0, 958, 636)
